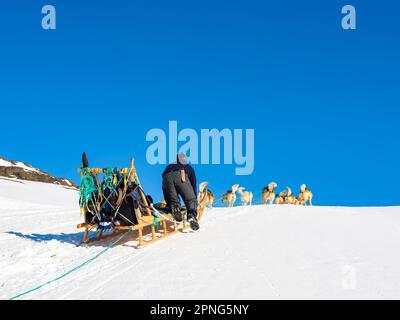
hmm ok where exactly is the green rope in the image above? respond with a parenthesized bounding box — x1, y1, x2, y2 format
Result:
(9, 230, 132, 300)
(102, 167, 118, 197)
(151, 207, 160, 227)
(79, 169, 98, 208)
(151, 207, 169, 228)
(152, 216, 159, 228)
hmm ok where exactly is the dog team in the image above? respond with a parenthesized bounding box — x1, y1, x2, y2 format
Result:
(198, 182, 313, 208)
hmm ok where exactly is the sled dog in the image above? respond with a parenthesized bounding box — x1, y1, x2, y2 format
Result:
(222, 184, 240, 207)
(275, 189, 287, 204)
(261, 182, 277, 205)
(237, 187, 253, 206)
(285, 187, 297, 205)
(298, 184, 313, 206)
(198, 182, 215, 209)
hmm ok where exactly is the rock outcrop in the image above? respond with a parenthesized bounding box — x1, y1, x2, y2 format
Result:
(0, 156, 77, 188)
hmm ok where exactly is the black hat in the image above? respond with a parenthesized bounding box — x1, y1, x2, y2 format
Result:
(82, 152, 89, 168)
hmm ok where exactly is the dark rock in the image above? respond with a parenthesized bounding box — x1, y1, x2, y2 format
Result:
(0, 156, 78, 189)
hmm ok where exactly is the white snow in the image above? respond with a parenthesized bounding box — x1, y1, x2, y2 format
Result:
(0, 158, 43, 174)
(1, 178, 400, 300)
(63, 179, 72, 186)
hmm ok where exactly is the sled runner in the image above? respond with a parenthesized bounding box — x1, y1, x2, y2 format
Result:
(77, 155, 207, 247)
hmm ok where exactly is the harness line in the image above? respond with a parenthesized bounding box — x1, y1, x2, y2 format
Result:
(9, 230, 132, 300)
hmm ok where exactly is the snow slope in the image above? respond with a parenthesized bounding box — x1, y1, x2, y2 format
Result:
(1, 177, 400, 300)
(0, 158, 42, 174)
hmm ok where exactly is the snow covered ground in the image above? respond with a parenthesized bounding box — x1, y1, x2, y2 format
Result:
(1, 177, 400, 300)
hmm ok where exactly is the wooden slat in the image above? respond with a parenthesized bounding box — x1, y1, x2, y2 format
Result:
(78, 213, 175, 231)
(137, 228, 179, 248)
(77, 223, 98, 229)
(163, 220, 168, 235)
(83, 230, 127, 244)
(138, 229, 143, 246)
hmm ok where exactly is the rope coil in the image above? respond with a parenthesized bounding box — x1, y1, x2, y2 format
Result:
(79, 169, 98, 209)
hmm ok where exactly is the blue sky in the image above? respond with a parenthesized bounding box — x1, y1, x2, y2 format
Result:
(0, 0, 399, 206)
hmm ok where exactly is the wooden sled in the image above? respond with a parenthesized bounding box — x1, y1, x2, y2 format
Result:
(77, 158, 207, 247)
(77, 216, 180, 248)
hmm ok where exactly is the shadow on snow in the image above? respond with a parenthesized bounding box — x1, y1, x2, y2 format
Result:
(5, 230, 141, 248)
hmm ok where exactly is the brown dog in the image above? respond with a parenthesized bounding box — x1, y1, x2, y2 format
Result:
(198, 182, 215, 209)
(298, 184, 313, 206)
(261, 182, 277, 205)
(222, 184, 240, 207)
(285, 187, 297, 204)
(275, 189, 287, 204)
(275, 187, 298, 205)
(156, 199, 168, 208)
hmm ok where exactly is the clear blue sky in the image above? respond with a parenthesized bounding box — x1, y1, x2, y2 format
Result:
(0, 0, 399, 206)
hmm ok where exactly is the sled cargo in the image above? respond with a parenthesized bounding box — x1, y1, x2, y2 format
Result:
(77, 158, 206, 247)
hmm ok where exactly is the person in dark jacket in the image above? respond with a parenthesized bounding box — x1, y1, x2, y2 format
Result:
(162, 153, 199, 231)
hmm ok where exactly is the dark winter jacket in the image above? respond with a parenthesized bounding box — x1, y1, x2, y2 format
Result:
(162, 154, 197, 194)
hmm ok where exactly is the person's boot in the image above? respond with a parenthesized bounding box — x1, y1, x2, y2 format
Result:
(187, 211, 200, 231)
(171, 203, 183, 222)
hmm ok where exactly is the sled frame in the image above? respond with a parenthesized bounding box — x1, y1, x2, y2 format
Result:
(77, 159, 204, 247)
(77, 216, 180, 247)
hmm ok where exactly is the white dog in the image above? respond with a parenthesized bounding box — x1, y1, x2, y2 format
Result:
(237, 187, 253, 206)
(222, 184, 240, 207)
